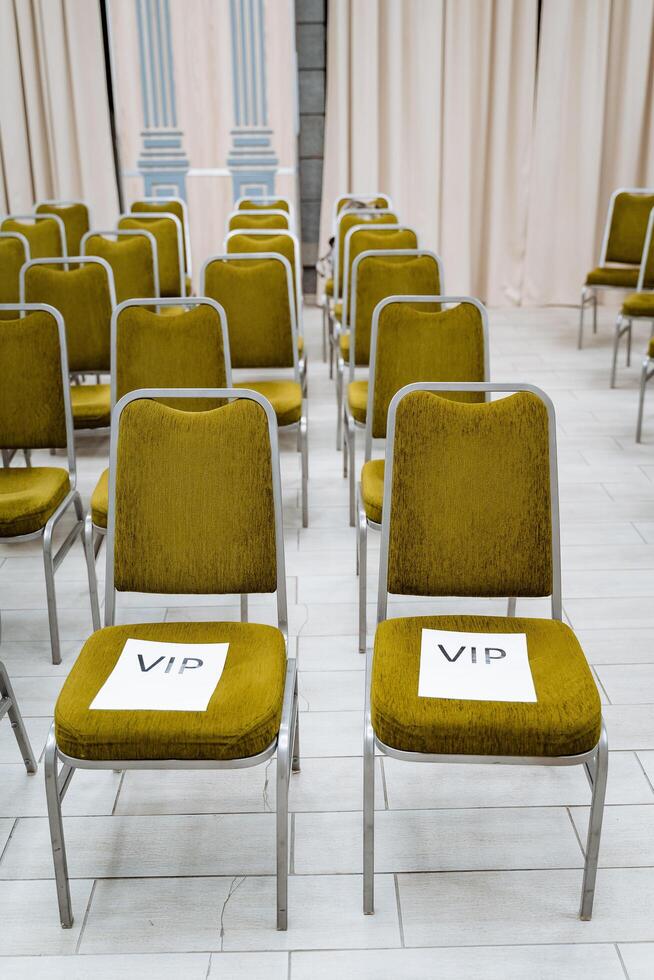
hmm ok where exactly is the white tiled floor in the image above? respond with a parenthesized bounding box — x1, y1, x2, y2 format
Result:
(2, 303, 654, 977)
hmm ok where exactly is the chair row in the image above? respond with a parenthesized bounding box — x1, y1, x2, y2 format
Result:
(21, 380, 604, 931)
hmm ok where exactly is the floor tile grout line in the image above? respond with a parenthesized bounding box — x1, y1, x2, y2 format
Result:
(74, 877, 97, 954)
(0, 817, 17, 866)
(634, 751, 654, 796)
(565, 806, 587, 859)
(110, 771, 126, 816)
(615, 942, 631, 980)
(393, 872, 405, 947)
(379, 758, 390, 810)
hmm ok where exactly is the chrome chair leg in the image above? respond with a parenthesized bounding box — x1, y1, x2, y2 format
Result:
(240, 594, 248, 622)
(300, 409, 309, 528)
(358, 492, 367, 653)
(336, 360, 344, 450)
(292, 673, 301, 773)
(626, 319, 632, 367)
(321, 302, 328, 362)
(507, 597, 517, 617)
(592, 290, 598, 334)
(0, 661, 37, 773)
(342, 408, 348, 479)
(580, 722, 608, 920)
(44, 727, 73, 928)
(636, 357, 652, 442)
(578, 287, 588, 349)
(42, 529, 61, 666)
(84, 515, 102, 631)
(347, 416, 356, 527)
(363, 713, 375, 914)
(276, 663, 295, 931)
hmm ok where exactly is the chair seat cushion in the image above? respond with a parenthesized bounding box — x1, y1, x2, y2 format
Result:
(235, 380, 302, 427)
(91, 468, 109, 528)
(347, 381, 368, 424)
(70, 384, 111, 429)
(0, 467, 70, 537)
(361, 458, 384, 524)
(324, 277, 334, 297)
(55, 621, 287, 762)
(371, 615, 601, 758)
(334, 300, 343, 322)
(585, 266, 639, 288)
(339, 331, 350, 359)
(623, 291, 654, 318)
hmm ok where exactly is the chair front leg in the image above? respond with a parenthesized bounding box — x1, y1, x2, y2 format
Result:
(358, 491, 367, 653)
(0, 661, 37, 773)
(336, 358, 344, 450)
(592, 290, 598, 334)
(580, 721, 608, 920)
(626, 318, 632, 367)
(300, 407, 309, 528)
(363, 711, 375, 914)
(84, 515, 102, 632)
(292, 670, 301, 773)
(276, 659, 296, 930)
(578, 287, 589, 349)
(636, 357, 652, 442)
(42, 528, 62, 666)
(321, 302, 328, 362)
(347, 415, 356, 527)
(44, 726, 73, 928)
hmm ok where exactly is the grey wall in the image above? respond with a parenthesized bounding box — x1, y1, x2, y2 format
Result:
(295, 0, 326, 295)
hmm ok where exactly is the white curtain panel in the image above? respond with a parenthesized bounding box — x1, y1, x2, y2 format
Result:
(0, 0, 119, 225)
(320, 0, 654, 306)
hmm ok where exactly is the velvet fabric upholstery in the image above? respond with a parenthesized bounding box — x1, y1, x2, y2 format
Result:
(0, 468, 70, 537)
(605, 192, 654, 265)
(119, 216, 182, 296)
(131, 199, 188, 268)
(339, 331, 349, 357)
(334, 301, 343, 322)
(361, 458, 384, 524)
(113, 399, 277, 595)
(650, 335, 654, 358)
(386, 391, 552, 597)
(35, 202, 89, 255)
(324, 276, 334, 296)
(1, 218, 62, 259)
(349, 247, 436, 359)
(239, 199, 289, 213)
(204, 257, 295, 368)
(0, 237, 28, 317)
(0, 311, 67, 448)
(84, 234, 156, 303)
(234, 381, 302, 427)
(115, 305, 229, 409)
(91, 468, 109, 528)
(23, 263, 112, 372)
(337, 212, 398, 293)
(368, 302, 486, 439)
(585, 266, 640, 288)
(69, 385, 110, 428)
(54, 621, 286, 761)
(623, 292, 654, 318)
(371, 615, 601, 757)
(347, 380, 368, 424)
(228, 213, 289, 231)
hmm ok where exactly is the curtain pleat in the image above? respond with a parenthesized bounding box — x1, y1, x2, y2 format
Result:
(319, 0, 654, 306)
(0, 0, 119, 226)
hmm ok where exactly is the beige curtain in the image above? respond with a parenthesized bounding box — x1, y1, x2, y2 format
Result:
(320, 0, 654, 306)
(0, 0, 119, 226)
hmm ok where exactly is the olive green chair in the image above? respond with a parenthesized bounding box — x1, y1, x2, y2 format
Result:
(227, 209, 290, 233)
(0, 660, 37, 772)
(579, 187, 654, 348)
(335, 238, 431, 449)
(363, 381, 607, 921)
(85, 296, 232, 629)
(201, 253, 309, 527)
(332, 193, 393, 234)
(81, 229, 160, 303)
(118, 212, 185, 298)
(130, 197, 192, 288)
(353, 296, 489, 649)
(35, 201, 90, 255)
(45, 388, 300, 931)
(1, 214, 66, 260)
(0, 303, 91, 664)
(611, 207, 654, 388)
(225, 228, 303, 319)
(0, 231, 30, 318)
(21, 257, 116, 432)
(236, 195, 294, 227)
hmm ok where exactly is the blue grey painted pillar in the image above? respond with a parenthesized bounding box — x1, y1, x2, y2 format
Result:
(135, 0, 189, 199)
(227, 0, 278, 200)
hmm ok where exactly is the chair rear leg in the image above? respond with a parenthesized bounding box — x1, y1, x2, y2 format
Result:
(610, 316, 624, 388)
(578, 288, 588, 349)
(336, 361, 344, 449)
(300, 411, 309, 528)
(626, 319, 632, 367)
(636, 359, 650, 442)
(592, 291, 598, 334)
(0, 662, 37, 773)
(358, 496, 367, 653)
(44, 727, 73, 928)
(42, 531, 61, 666)
(276, 725, 290, 931)
(348, 419, 356, 527)
(363, 717, 375, 914)
(84, 515, 102, 631)
(580, 722, 608, 920)
(292, 673, 301, 773)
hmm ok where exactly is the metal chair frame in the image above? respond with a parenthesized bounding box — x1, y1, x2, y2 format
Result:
(363, 380, 608, 922)
(0, 303, 90, 664)
(45, 387, 300, 931)
(0, 660, 37, 772)
(81, 229, 161, 299)
(119, 212, 186, 298)
(130, 196, 192, 280)
(579, 186, 654, 348)
(352, 296, 490, 650)
(201, 252, 309, 527)
(610, 208, 654, 388)
(85, 296, 233, 629)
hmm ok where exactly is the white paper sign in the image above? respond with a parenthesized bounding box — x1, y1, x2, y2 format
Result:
(90, 639, 230, 712)
(418, 629, 537, 702)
